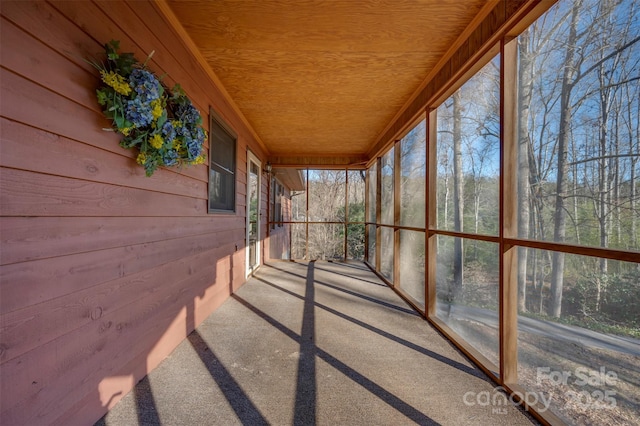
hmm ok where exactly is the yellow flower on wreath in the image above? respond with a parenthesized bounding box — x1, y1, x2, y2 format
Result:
(150, 134, 164, 149)
(189, 154, 206, 165)
(136, 152, 147, 165)
(151, 99, 163, 120)
(100, 70, 131, 96)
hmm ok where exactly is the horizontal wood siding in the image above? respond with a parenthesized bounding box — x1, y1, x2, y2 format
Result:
(0, 1, 267, 424)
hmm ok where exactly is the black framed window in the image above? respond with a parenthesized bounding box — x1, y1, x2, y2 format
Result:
(275, 181, 283, 226)
(208, 109, 237, 213)
(270, 177, 276, 229)
(270, 177, 283, 228)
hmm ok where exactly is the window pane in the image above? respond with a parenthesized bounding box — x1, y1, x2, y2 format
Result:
(283, 185, 291, 223)
(208, 114, 236, 212)
(380, 226, 394, 281)
(292, 223, 306, 259)
(308, 223, 344, 260)
(517, 248, 639, 425)
(436, 57, 500, 235)
(291, 170, 307, 222)
(210, 120, 235, 171)
(436, 236, 499, 370)
(208, 168, 235, 211)
(399, 230, 425, 308)
(348, 170, 365, 223)
(347, 171, 366, 261)
(275, 183, 283, 225)
(347, 224, 365, 261)
(308, 170, 346, 222)
(368, 163, 377, 223)
(270, 178, 276, 229)
(367, 224, 376, 265)
(380, 148, 394, 225)
(270, 179, 284, 228)
(517, 0, 640, 251)
(400, 120, 426, 228)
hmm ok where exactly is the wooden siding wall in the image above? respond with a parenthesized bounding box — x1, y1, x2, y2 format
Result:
(0, 1, 268, 424)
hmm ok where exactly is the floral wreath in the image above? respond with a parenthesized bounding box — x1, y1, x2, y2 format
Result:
(88, 40, 207, 176)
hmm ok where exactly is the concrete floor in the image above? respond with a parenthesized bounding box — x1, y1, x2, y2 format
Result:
(97, 261, 537, 426)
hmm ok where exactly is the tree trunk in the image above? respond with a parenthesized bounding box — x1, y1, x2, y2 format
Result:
(571, 139, 580, 245)
(549, 0, 582, 318)
(613, 108, 621, 248)
(453, 91, 464, 297)
(631, 158, 637, 248)
(517, 31, 533, 313)
(596, 64, 611, 311)
(632, 92, 639, 251)
(443, 172, 449, 230)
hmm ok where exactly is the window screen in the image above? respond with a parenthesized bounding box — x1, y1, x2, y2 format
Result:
(208, 111, 237, 213)
(270, 177, 284, 228)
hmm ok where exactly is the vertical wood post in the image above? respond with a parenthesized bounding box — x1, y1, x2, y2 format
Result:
(426, 109, 438, 318)
(364, 166, 370, 262)
(394, 141, 401, 286)
(344, 170, 349, 260)
(501, 37, 519, 384)
(305, 168, 310, 260)
(376, 158, 382, 271)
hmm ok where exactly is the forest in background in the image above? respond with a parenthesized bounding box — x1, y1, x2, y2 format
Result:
(435, 0, 639, 335)
(277, 0, 639, 338)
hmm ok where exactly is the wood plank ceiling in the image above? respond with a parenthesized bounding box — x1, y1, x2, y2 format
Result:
(167, 0, 491, 163)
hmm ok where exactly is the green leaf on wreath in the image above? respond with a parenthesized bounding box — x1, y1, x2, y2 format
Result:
(96, 89, 107, 106)
(118, 53, 136, 75)
(114, 114, 125, 129)
(156, 110, 167, 129)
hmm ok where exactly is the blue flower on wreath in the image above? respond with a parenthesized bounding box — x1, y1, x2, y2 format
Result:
(184, 132, 203, 159)
(125, 97, 153, 128)
(130, 69, 161, 102)
(176, 103, 200, 125)
(161, 121, 176, 144)
(162, 149, 179, 166)
(193, 126, 205, 145)
(174, 122, 187, 137)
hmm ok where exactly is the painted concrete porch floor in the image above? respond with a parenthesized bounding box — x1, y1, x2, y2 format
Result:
(97, 261, 537, 426)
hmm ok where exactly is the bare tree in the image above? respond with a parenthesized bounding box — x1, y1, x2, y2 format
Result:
(452, 91, 464, 296)
(518, 30, 534, 312)
(549, 0, 582, 318)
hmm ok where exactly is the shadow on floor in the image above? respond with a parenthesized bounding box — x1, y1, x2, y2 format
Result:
(96, 261, 534, 426)
(266, 262, 415, 315)
(293, 260, 317, 425)
(187, 331, 269, 425)
(254, 275, 487, 381)
(231, 284, 441, 425)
